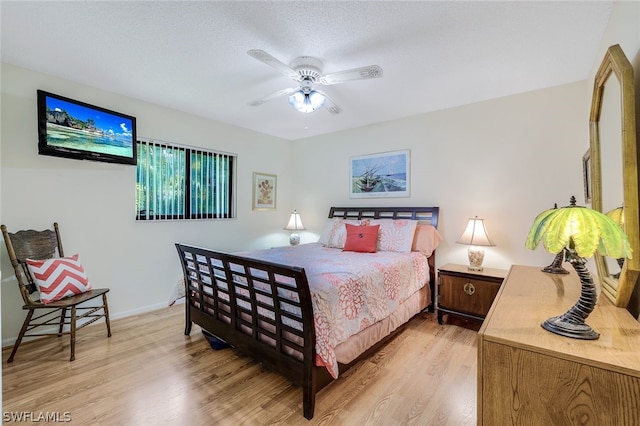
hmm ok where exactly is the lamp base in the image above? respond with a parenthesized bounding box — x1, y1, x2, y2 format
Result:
(541, 316, 599, 340)
(539, 249, 600, 340)
(467, 246, 485, 271)
(289, 233, 300, 246)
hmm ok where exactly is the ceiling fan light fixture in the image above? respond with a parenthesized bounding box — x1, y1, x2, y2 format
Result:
(288, 90, 325, 113)
(248, 49, 382, 114)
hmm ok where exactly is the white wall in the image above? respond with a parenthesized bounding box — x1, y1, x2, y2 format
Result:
(1, 64, 294, 344)
(291, 82, 588, 272)
(590, 1, 640, 79)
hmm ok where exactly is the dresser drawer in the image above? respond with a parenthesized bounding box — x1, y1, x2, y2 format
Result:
(439, 274, 501, 317)
(436, 264, 507, 324)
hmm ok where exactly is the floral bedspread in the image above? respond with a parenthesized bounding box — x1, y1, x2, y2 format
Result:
(234, 243, 430, 379)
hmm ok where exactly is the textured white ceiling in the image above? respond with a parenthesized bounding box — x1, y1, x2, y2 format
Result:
(1, 1, 613, 141)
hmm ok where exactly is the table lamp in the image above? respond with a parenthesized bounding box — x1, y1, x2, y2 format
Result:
(284, 210, 305, 245)
(456, 216, 495, 271)
(525, 196, 631, 340)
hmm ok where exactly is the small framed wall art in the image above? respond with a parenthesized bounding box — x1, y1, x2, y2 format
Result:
(350, 149, 410, 198)
(252, 172, 277, 210)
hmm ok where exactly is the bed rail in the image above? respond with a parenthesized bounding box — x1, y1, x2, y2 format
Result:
(175, 243, 318, 418)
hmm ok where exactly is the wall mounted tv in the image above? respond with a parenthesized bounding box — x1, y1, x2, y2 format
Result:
(37, 90, 137, 165)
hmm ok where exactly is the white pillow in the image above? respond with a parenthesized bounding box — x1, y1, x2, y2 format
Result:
(318, 218, 338, 245)
(368, 219, 419, 252)
(318, 218, 360, 248)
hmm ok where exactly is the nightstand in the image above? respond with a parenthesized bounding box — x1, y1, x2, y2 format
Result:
(437, 263, 508, 325)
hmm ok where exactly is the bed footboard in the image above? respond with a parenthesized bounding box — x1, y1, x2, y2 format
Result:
(175, 243, 317, 419)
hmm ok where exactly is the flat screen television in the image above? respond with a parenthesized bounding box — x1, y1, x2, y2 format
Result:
(37, 90, 137, 165)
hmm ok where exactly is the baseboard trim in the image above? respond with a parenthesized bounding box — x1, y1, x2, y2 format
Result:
(1, 301, 176, 349)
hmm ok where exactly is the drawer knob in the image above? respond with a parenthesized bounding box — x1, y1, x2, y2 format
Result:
(464, 282, 476, 296)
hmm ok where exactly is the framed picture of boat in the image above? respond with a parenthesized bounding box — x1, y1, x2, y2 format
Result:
(350, 150, 410, 198)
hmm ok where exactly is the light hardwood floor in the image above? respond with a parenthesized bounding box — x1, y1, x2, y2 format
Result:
(2, 307, 479, 425)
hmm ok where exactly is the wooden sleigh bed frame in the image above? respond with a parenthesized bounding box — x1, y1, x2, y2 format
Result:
(175, 206, 439, 419)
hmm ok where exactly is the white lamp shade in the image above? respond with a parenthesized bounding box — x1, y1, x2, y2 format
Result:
(457, 217, 495, 247)
(284, 211, 306, 231)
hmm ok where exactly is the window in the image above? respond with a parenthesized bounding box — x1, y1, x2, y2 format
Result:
(135, 138, 235, 220)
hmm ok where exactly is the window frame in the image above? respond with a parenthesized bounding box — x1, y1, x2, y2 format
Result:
(135, 138, 236, 221)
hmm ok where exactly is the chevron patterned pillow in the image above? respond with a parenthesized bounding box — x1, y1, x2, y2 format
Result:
(26, 254, 92, 304)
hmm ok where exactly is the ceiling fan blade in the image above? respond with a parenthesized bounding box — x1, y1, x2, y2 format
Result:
(320, 92, 343, 115)
(247, 49, 300, 81)
(249, 86, 299, 106)
(319, 65, 383, 85)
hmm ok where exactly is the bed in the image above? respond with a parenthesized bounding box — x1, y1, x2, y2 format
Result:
(175, 206, 440, 419)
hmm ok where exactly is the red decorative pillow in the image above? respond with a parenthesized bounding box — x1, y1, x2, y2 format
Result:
(343, 224, 380, 253)
(26, 254, 92, 304)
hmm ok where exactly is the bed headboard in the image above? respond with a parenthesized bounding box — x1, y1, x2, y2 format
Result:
(328, 206, 439, 228)
(328, 206, 440, 313)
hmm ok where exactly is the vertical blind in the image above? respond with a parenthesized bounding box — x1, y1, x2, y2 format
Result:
(136, 138, 235, 220)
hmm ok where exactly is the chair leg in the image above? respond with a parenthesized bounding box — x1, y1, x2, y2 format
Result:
(7, 310, 34, 363)
(69, 306, 77, 361)
(58, 307, 67, 336)
(102, 293, 112, 337)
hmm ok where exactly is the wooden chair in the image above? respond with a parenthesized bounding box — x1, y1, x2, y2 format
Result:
(1, 223, 111, 362)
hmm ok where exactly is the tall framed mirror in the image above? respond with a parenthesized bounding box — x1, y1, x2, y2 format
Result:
(590, 44, 640, 308)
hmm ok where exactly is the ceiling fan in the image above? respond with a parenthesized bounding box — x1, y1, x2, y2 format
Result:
(247, 49, 383, 114)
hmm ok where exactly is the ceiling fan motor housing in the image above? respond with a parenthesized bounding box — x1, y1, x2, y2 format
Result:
(290, 56, 323, 82)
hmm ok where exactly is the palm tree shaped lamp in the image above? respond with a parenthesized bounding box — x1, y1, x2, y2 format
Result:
(525, 196, 632, 340)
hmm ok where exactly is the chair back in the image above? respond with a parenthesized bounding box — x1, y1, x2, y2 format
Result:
(1, 223, 64, 305)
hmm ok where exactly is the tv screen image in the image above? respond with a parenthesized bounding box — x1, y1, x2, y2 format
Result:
(37, 90, 137, 165)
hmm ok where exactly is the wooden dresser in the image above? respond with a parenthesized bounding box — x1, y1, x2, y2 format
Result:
(478, 265, 640, 425)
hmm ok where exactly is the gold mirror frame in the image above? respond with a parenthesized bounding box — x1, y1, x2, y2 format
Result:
(590, 44, 640, 307)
